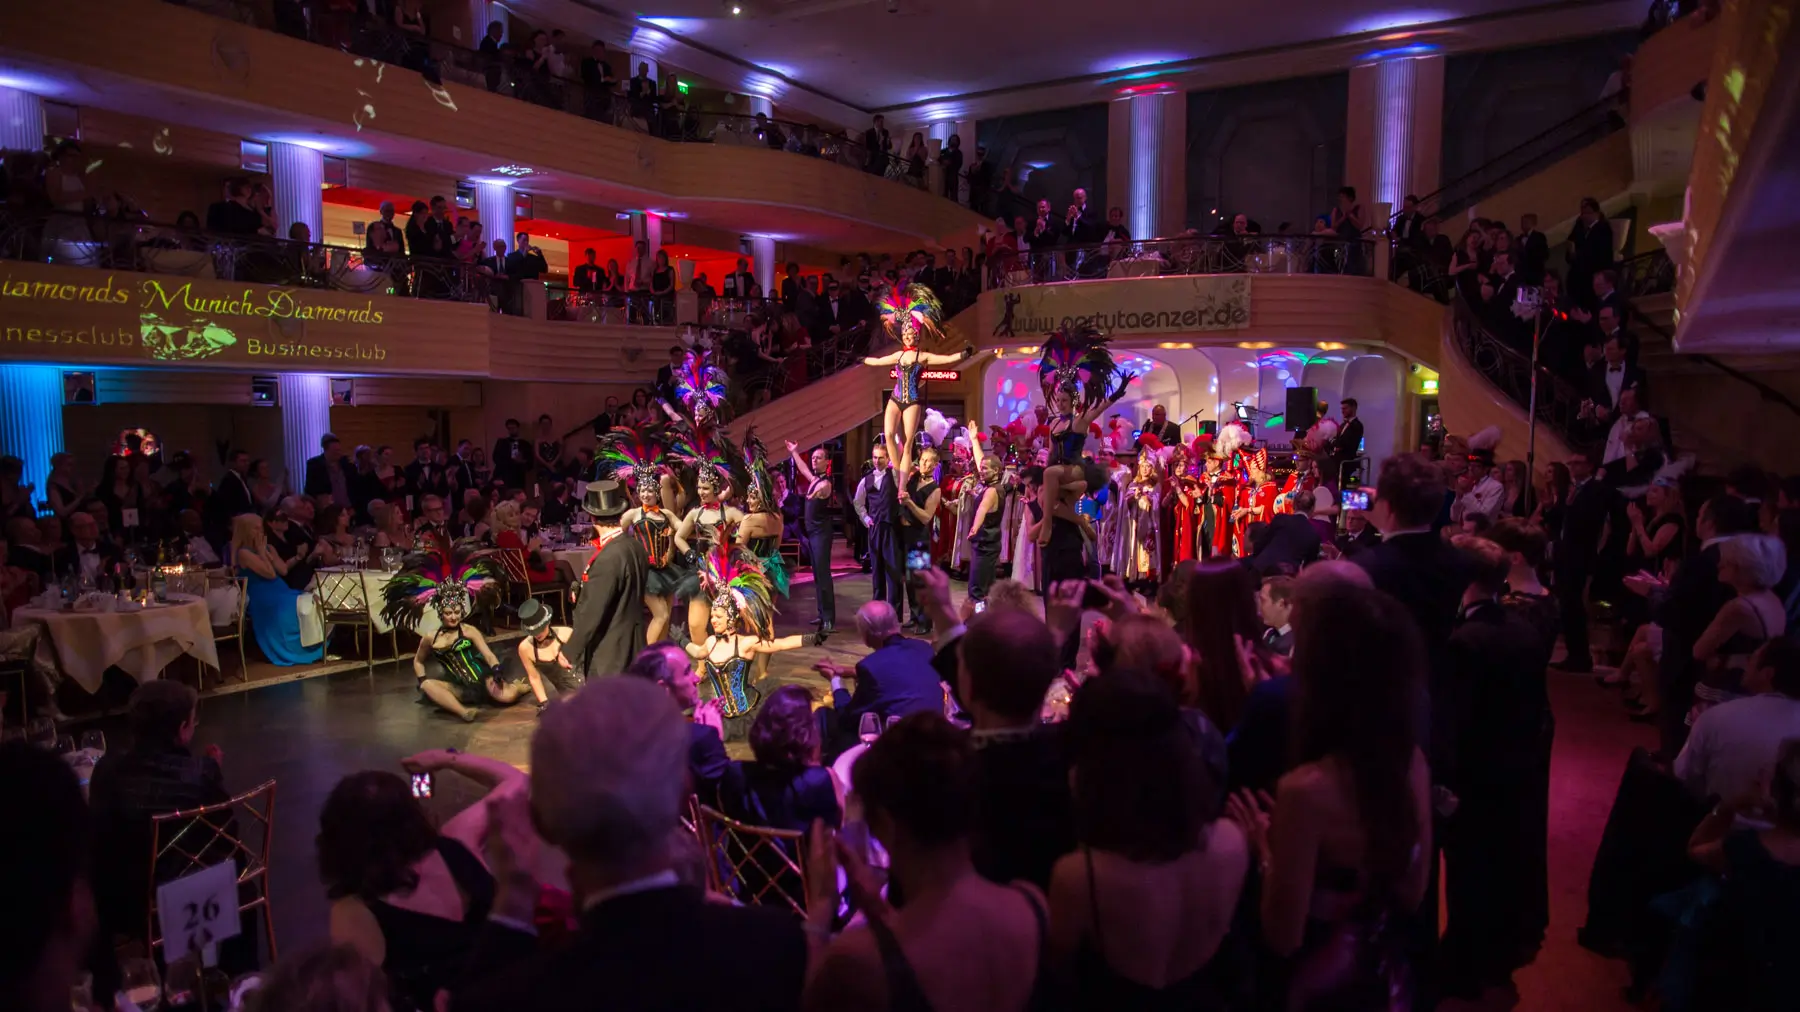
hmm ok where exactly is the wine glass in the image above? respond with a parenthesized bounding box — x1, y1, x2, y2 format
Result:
(120, 957, 161, 1012)
(857, 713, 881, 744)
(886, 715, 902, 734)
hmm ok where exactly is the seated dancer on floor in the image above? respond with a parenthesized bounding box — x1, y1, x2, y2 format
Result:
(383, 537, 528, 722)
(737, 430, 789, 598)
(604, 426, 689, 645)
(514, 597, 576, 714)
(1035, 325, 1132, 546)
(685, 545, 807, 740)
(862, 284, 972, 474)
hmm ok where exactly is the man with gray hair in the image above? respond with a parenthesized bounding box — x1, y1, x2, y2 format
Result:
(624, 643, 732, 806)
(455, 678, 805, 1010)
(810, 599, 944, 759)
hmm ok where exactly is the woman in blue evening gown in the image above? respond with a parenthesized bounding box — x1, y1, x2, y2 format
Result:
(231, 513, 323, 667)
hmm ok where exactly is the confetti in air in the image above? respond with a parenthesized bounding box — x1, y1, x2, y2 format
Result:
(152, 127, 172, 156)
(426, 82, 458, 111)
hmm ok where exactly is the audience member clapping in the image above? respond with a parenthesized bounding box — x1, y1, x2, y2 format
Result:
(804, 712, 1050, 1011)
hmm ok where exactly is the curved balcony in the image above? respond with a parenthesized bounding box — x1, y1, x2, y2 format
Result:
(0, 0, 987, 250)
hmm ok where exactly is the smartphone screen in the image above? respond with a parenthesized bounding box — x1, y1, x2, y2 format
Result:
(1340, 488, 1371, 511)
(410, 771, 433, 799)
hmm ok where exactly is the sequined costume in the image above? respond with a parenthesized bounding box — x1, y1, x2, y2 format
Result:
(634, 507, 686, 597)
(701, 645, 761, 739)
(891, 354, 926, 406)
(424, 627, 498, 705)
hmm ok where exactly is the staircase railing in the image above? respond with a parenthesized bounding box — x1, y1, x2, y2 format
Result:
(1419, 94, 1629, 220)
(1623, 286, 1800, 421)
(1617, 247, 1677, 299)
(1449, 295, 1603, 455)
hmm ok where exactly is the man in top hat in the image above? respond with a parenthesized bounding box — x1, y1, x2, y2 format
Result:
(567, 481, 648, 679)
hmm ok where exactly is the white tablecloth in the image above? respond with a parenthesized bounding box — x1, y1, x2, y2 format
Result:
(14, 595, 219, 693)
(550, 546, 594, 576)
(297, 568, 440, 648)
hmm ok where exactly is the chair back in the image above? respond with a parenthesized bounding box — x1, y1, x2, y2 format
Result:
(212, 576, 248, 636)
(694, 804, 809, 916)
(146, 779, 279, 961)
(494, 545, 534, 587)
(312, 569, 372, 623)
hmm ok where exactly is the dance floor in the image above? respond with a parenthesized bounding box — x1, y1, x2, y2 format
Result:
(128, 570, 1652, 1009)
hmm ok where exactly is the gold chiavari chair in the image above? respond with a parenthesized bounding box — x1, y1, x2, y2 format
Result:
(201, 576, 248, 690)
(145, 779, 279, 964)
(312, 570, 393, 675)
(695, 804, 810, 917)
(495, 547, 568, 624)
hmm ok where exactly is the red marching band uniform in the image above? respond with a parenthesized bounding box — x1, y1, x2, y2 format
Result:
(1231, 448, 1277, 558)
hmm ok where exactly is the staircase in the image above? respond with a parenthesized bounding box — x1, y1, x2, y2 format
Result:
(720, 304, 983, 451)
(1437, 298, 1583, 466)
(1421, 97, 1630, 223)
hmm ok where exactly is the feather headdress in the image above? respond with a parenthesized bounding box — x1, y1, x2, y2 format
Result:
(596, 426, 666, 498)
(673, 349, 728, 424)
(1214, 421, 1252, 466)
(921, 409, 952, 452)
(1037, 326, 1119, 411)
(1620, 453, 1693, 500)
(878, 284, 943, 348)
(667, 420, 735, 490)
(381, 535, 499, 630)
(739, 427, 776, 509)
(699, 545, 776, 640)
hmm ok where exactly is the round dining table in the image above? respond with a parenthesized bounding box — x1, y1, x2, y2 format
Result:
(13, 594, 219, 693)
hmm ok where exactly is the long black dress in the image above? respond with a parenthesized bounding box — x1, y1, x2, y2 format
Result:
(1439, 595, 1557, 993)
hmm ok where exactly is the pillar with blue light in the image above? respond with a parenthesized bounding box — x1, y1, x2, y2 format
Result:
(268, 141, 324, 244)
(1346, 49, 1444, 214)
(0, 84, 46, 151)
(750, 235, 776, 298)
(0, 365, 68, 505)
(474, 181, 515, 256)
(278, 374, 332, 496)
(1109, 87, 1186, 241)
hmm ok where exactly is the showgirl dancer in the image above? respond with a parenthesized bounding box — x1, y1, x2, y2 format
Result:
(1035, 326, 1132, 546)
(383, 537, 527, 722)
(684, 544, 807, 740)
(603, 426, 688, 645)
(736, 430, 789, 598)
(861, 284, 970, 474)
(660, 348, 746, 644)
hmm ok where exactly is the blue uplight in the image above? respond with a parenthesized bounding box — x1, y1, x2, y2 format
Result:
(0, 365, 67, 505)
(1359, 43, 1441, 61)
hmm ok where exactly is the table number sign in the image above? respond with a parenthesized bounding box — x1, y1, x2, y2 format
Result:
(155, 860, 240, 963)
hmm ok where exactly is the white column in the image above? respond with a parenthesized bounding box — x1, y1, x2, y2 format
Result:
(467, 0, 496, 44)
(268, 141, 324, 244)
(0, 85, 45, 152)
(1121, 91, 1181, 241)
(631, 212, 663, 261)
(1371, 59, 1420, 212)
(474, 181, 514, 255)
(278, 374, 332, 497)
(927, 121, 953, 144)
(0, 365, 65, 501)
(743, 95, 773, 118)
(750, 235, 776, 297)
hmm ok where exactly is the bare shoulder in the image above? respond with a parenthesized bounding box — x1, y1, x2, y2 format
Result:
(1276, 761, 1334, 802)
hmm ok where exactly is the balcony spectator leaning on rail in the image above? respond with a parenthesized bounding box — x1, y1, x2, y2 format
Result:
(863, 114, 892, 175)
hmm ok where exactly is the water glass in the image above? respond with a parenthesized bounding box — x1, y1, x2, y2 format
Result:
(120, 957, 161, 1012)
(886, 715, 902, 733)
(857, 713, 881, 743)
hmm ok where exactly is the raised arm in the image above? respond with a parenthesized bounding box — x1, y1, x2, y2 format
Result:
(748, 633, 808, 654)
(787, 441, 819, 487)
(863, 350, 903, 367)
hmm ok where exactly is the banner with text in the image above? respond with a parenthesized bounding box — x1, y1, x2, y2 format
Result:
(0, 261, 487, 375)
(982, 275, 1252, 342)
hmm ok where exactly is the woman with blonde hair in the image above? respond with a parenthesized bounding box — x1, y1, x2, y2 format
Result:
(234, 513, 321, 667)
(491, 500, 570, 584)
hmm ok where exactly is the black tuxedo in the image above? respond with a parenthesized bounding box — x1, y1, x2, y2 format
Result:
(572, 262, 602, 294)
(970, 725, 1075, 891)
(207, 469, 255, 537)
(403, 460, 447, 501)
(1585, 360, 1648, 411)
(492, 437, 529, 488)
(454, 885, 806, 1012)
(1517, 230, 1549, 280)
(1329, 416, 1365, 465)
(52, 541, 122, 580)
(568, 531, 648, 679)
(862, 127, 890, 173)
(1554, 477, 1614, 671)
(1394, 211, 1428, 249)
(448, 456, 477, 493)
(1654, 542, 1732, 753)
(1028, 215, 1063, 250)
(688, 722, 732, 808)
(1249, 513, 1323, 576)
(1228, 675, 1293, 793)
(823, 635, 943, 759)
(864, 467, 903, 612)
(722, 271, 756, 298)
(1065, 204, 1103, 244)
(1356, 531, 1474, 766)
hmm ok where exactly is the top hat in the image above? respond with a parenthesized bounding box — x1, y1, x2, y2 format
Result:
(517, 597, 553, 635)
(581, 480, 630, 519)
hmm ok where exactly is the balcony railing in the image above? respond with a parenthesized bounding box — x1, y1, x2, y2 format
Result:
(176, 0, 960, 202)
(1617, 247, 1676, 299)
(0, 209, 487, 302)
(1416, 94, 1628, 221)
(990, 234, 1375, 287)
(1449, 294, 1602, 455)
